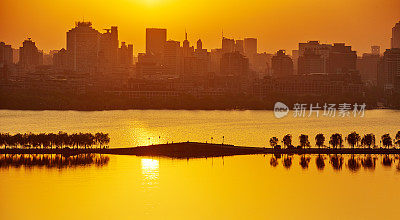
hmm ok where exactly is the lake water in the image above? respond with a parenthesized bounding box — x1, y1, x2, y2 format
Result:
(1, 109, 400, 219)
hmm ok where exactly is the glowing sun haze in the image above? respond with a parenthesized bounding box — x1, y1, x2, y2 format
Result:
(0, 0, 399, 54)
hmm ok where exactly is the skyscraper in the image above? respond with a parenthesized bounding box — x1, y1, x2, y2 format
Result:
(357, 49, 380, 86)
(271, 50, 293, 76)
(244, 38, 257, 57)
(118, 42, 133, 66)
(222, 37, 235, 54)
(378, 48, 400, 92)
(66, 21, 100, 73)
(18, 38, 43, 69)
(220, 51, 249, 77)
(391, 21, 400, 49)
(234, 40, 244, 53)
(327, 43, 357, 73)
(99, 26, 119, 70)
(298, 49, 324, 74)
(146, 28, 167, 58)
(163, 40, 181, 75)
(298, 41, 331, 73)
(0, 42, 13, 65)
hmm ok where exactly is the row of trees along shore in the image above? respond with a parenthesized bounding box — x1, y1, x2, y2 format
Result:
(0, 132, 110, 149)
(269, 131, 400, 149)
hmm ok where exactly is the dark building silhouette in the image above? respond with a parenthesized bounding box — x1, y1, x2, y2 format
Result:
(371, 45, 380, 55)
(146, 28, 166, 62)
(163, 40, 181, 76)
(244, 38, 257, 57)
(98, 26, 119, 70)
(234, 40, 244, 53)
(222, 37, 235, 54)
(298, 49, 324, 74)
(53, 48, 68, 70)
(258, 73, 363, 97)
(357, 46, 380, 86)
(18, 38, 43, 69)
(271, 50, 293, 76)
(194, 39, 210, 76)
(0, 42, 13, 65)
(67, 22, 100, 73)
(220, 51, 249, 77)
(327, 43, 357, 73)
(298, 41, 331, 73)
(118, 42, 133, 66)
(391, 21, 400, 49)
(378, 48, 400, 93)
(136, 53, 163, 77)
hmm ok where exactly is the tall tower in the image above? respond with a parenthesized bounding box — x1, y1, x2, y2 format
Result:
(19, 38, 43, 69)
(392, 21, 400, 49)
(196, 39, 202, 50)
(66, 21, 100, 72)
(146, 28, 166, 57)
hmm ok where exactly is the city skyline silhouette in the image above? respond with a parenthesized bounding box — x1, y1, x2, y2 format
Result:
(1, 0, 399, 54)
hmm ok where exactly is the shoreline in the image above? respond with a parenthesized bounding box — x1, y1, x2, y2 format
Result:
(1, 142, 400, 158)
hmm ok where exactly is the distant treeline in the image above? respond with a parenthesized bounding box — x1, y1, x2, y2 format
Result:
(269, 131, 400, 149)
(0, 132, 110, 149)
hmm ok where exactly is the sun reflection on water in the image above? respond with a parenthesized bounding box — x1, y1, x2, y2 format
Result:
(141, 158, 159, 187)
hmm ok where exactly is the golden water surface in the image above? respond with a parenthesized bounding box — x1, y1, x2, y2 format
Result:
(1, 110, 400, 219)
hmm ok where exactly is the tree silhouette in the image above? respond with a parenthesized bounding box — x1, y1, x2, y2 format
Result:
(346, 132, 361, 148)
(315, 133, 325, 148)
(269, 137, 279, 148)
(282, 134, 292, 149)
(361, 133, 375, 148)
(395, 131, 400, 148)
(329, 133, 343, 149)
(381, 134, 393, 149)
(299, 134, 311, 148)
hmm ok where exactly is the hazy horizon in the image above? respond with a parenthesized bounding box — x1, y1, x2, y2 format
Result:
(1, 0, 399, 55)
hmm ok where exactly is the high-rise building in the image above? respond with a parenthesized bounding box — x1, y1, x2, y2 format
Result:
(298, 41, 331, 73)
(298, 49, 325, 74)
(220, 51, 249, 77)
(118, 42, 133, 66)
(234, 40, 244, 53)
(327, 43, 357, 73)
(222, 37, 235, 54)
(182, 32, 194, 57)
(194, 40, 210, 76)
(210, 49, 222, 74)
(378, 48, 400, 92)
(163, 40, 182, 75)
(244, 38, 257, 57)
(66, 21, 100, 73)
(0, 42, 13, 65)
(271, 50, 293, 76)
(18, 38, 43, 69)
(146, 28, 167, 59)
(53, 48, 68, 70)
(99, 26, 119, 70)
(357, 55, 379, 86)
(391, 21, 400, 49)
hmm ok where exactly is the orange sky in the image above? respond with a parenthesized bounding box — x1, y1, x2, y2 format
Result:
(0, 0, 399, 55)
